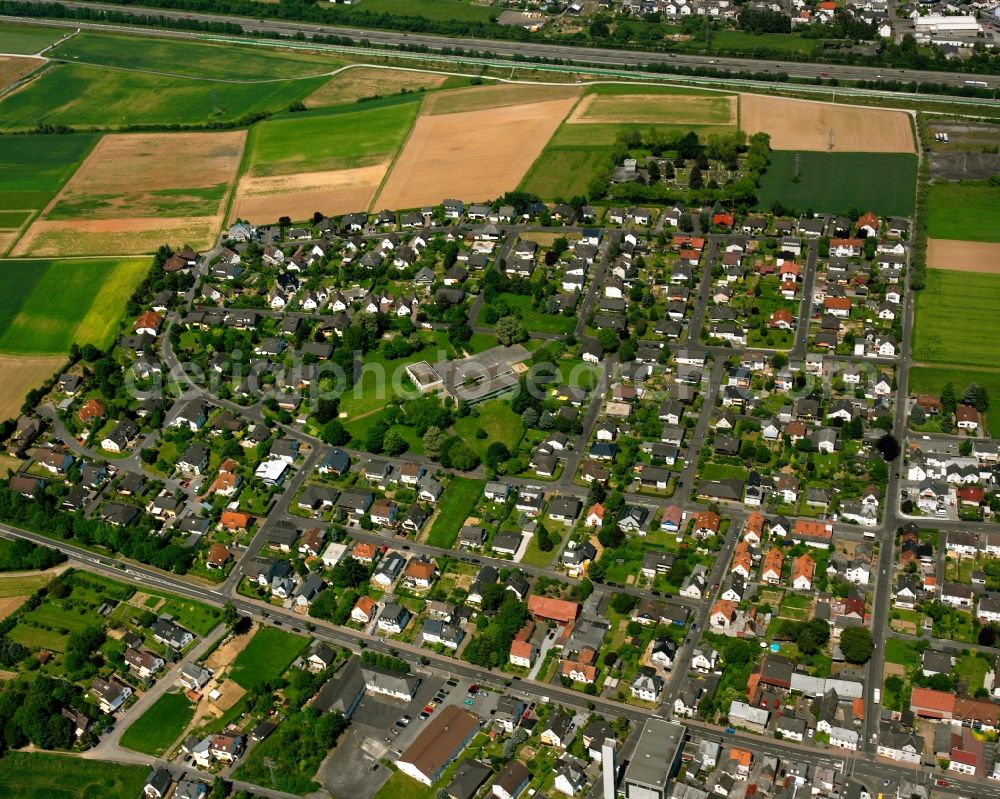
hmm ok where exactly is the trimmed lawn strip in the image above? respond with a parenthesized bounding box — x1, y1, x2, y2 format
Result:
(926, 181, 1000, 243)
(426, 477, 485, 548)
(119, 692, 196, 756)
(229, 626, 309, 688)
(0, 752, 148, 799)
(913, 269, 1000, 370)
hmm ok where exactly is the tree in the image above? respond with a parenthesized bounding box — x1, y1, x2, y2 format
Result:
(329, 558, 369, 588)
(382, 429, 408, 457)
(223, 602, 239, 629)
(422, 426, 446, 460)
(496, 316, 527, 346)
(522, 407, 539, 428)
(941, 382, 957, 415)
(840, 626, 873, 664)
(610, 592, 639, 615)
(910, 403, 926, 426)
(536, 524, 554, 552)
(596, 328, 621, 352)
(964, 382, 990, 413)
(485, 442, 511, 470)
(876, 433, 901, 462)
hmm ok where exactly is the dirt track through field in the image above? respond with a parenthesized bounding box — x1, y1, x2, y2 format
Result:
(230, 163, 389, 223)
(740, 94, 915, 153)
(0, 354, 64, 420)
(374, 96, 578, 210)
(927, 238, 1000, 273)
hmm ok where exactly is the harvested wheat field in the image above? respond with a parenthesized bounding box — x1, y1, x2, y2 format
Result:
(231, 163, 388, 223)
(0, 354, 64, 420)
(0, 232, 17, 256)
(928, 238, 1000, 273)
(567, 92, 736, 125)
(0, 56, 41, 89)
(12, 217, 217, 256)
(307, 66, 448, 108)
(740, 94, 914, 153)
(422, 82, 580, 115)
(376, 97, 578, 209)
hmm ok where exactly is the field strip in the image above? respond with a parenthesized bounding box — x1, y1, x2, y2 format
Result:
(0, 353, 65, 420)
(368, 92, 427, 212)
(927, 238, 1000, 274)
(565, 92, 737, 125)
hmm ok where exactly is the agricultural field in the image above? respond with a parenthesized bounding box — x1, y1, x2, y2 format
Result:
(228, 626, 308, 688)
(232, 97, 419, 222)
(519, 146, 608, 200)
(421, 82, 580, 116)
(0, 55, 41, 89)
(376, 94, 577, 211)
(306, 66, 450, 108)
(677, 29, 818, 55)
(913, 269, 1000, 369)
(50, 31, 341, 81)
(0, 133, 96, 252)
(926, 239, 1000, 274)
(755, 152, 917, 216)
(354, 0, 494, 21)
(426, 478, 485, 549)
(0, 752, 148, 799)
(0, 354, 64, 423)
(0, 257, 149, 353)
(119, 692, 196, 756)
(740, 94, 915, 152)
(909, 367, 1000, 431)
(16, 130, 245, 256)
(926, 181, 1000, 243)
(0, 21, 65, 54)
(547, 120, 737, 147)
(0, 63, 327, 130)
(566, 91, 736, 126)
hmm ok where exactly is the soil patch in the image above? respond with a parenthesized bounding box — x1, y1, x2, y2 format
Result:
(740, 94, 914, 153)
(230, 163, 388, 224)
(307, 67, 447, 108)
(206, 622, 257, 671)
(12, 216, 218, 256)
(422, 82, 580, 115)
(567, 93, 736, 125)
(59, 131, 245, 196)
(375, 97, 577, 210)
(0, 596, 27, 621)
(0, 55, 41, 89)
(927, 239, 1000, 273)
(0, 354, 64, 418)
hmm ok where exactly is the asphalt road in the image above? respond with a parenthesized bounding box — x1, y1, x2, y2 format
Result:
(15, 0, 998, 88)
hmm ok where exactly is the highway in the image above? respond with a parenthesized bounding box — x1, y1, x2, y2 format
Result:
(14, 0, 999, 90)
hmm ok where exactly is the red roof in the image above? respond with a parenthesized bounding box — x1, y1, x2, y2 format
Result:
(219, 511, 251, 530)
(207, 543, 231, 566)
(831, 238, 863, 249)
(769, 308, 793, 327)
(780, 262, 800, 277)
(673, 235, 705, 250)
(510, 640, 535, 661)
(77, 398, 105, 423)
(910, 687, 955, 715)
(793, 519, 832, 539)
(694, 510, 720, 532)
(958, 486, 985, 503)
(528, 595, 580, 624)
(856, 211, 879, 230)
(353, 596, 376, 618)
(713, 212, 735, 227)
(956, 404, 980, 424)
(824, 296, 852, 311)
(135, 310, 161, 331)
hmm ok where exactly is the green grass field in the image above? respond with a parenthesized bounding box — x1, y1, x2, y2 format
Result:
(0, 63, 327, 129)
(0, 134, 96, 215)
(755, 151, 917, 216)
(47, 183, 229, 221)
(229, 626, 308, 688)
(21, 602, 93, 634)
(519, 146, 607, 200)
(549, 121, 736, 148)
(0, 752, 149, 799)
(119, 692, 196, 756)
(913, 269, 1000, 369)
(0, 572, 52, 597)
(426, 477, 485, 548)
(453, 400, 525, 460)
(245, 96, 420, 176)
(678, 29, 818, 54)
(491, 293, 576, 335)
(909, 366, 1000, 432)
(8, 623, 69, 652)
(0, 257, 149, 354)
(926, 181, 1000, 243)
(0, 22, 66, 53)
(50, 31, 341, 81)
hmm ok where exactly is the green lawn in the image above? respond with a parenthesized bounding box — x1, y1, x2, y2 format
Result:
(926, 181, 1000, 243)
(755, 151, 917, 216)
(0, 571, 53, 597)
(679, 29, 817, 54)
(0, 22, 66, 53)
(245, 96, 420, 176)
(0, 752, 148, 799)
(426, 477, 485, 548)
(50, 31, 341, 81)
(700, 462, 749, 482)
(954, 653, 990, 692)
(373, 771, 435, 799)
(0, 257, 149, 354)
(913, 269, 1000, 369)
(22, 602, 93, 634)
(908, 367, 1000, 432)
(0, 134, 96, 214)
(452, 400, 525, 460)
(119, 692, 196, 756)
(8, 623, 69, 652)
(519, 145, 608, 200)
(490, 293, 575, 335)
(229, 626, 309, 688)
(549, 121, 736, 148)
(0, 63, 328, 129)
